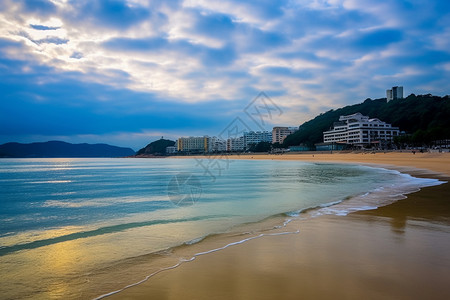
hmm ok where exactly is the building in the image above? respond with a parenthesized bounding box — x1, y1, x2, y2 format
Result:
(386, 86, 403, 102)
(208, 136, 227, 152)
(227, 136, 245, 152)
(243, 131, 272, 150)
(323, 113, 399, 148)
(272, 127, 298, 144)
(289, 144, 314, 152)
(315, 142, 349, 151)
(177, 136, 209, 153)
(166, 146, 177, 154)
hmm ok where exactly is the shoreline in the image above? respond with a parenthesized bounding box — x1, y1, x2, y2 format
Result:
(102, 153, 450, 299)
(173, 151, 450, 177)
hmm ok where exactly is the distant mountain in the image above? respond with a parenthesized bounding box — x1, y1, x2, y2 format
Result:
(284, 94, 450, 147)
(136, 139, 175, 156)
(0, 141, 135, 158)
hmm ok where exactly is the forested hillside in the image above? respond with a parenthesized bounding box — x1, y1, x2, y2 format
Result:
(283, 94, 450, 147)
(136, 139, 175, 156)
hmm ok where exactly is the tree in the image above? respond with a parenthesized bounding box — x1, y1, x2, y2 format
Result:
(249, 141, 272, 152)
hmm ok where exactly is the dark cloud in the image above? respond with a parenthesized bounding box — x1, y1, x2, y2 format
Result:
(70, 52, 83, 59)
(35, 37, 69, 45)
(30, 24, 61, 30)
(16, 31, 68, 45)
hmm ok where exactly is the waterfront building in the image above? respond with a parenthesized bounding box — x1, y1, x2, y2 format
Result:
(289, 144, 313, 152)
(272, 127, 298, 144)
(165, 146, 177, 154)
(315, 142, 349, 151)
(177, 136, 209, 153)
(208, 136, 227, 152)
(323, 113, 399, 147)
(227, 136, 245, 152)
(243, 131, 272, 150)
(386, 86, 403, 102)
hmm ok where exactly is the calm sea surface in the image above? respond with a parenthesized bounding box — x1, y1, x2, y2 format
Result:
(0, 158, 441, 299)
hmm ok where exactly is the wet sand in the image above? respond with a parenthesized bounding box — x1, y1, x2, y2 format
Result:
(108, 153, 450, 299)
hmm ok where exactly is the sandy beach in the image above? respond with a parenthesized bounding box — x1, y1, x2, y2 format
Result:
(107, 152, 450, 300)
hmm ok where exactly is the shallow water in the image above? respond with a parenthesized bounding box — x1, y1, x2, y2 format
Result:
(0, 158, 442, 299)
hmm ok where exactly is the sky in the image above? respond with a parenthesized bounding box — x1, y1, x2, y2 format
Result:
(1, 0, 449, 150)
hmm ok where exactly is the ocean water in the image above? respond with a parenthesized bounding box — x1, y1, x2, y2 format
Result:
(0, 158, 442, 299)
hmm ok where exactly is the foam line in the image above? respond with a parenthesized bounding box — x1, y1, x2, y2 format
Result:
(93, 229, 300, 300)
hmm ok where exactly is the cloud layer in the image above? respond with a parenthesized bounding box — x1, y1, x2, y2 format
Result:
(1, 0, 449, 149)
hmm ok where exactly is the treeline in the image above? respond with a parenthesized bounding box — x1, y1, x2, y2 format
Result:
(284, 94, 450, 147)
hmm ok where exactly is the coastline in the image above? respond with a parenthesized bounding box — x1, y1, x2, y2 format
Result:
(104, 152, 450, 299)
(173, 151, 450, 177)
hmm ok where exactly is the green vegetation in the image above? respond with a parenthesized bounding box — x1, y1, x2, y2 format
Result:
(136, 138, 175, 156)
(283, 94, 450, 147)
(248, 141, 272, 152)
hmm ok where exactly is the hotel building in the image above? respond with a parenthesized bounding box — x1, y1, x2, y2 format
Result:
(177, 136, 209, 153)
(272, 127, 298, 144)
(323, 113, 399, 147)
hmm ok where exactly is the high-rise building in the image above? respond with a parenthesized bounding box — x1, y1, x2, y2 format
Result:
(272, 127, 298, 144)
(386, 86, 403, 102)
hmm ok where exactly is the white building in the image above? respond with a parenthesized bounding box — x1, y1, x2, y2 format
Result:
(177, 136, 209, 153)
(272, 127, 298, 144)
(244, 131, 272, 150)
(386, 86, 403, 102)
(208, 136, 227, 152)
(323, 113, 399, 147)
(166, 146, 177, 154)
(227, 136, 245, 152)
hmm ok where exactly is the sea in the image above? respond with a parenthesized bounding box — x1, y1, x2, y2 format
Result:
(0, 158, 443, 299)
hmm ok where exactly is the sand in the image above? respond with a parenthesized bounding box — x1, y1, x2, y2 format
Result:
(105, 152, 450, 300)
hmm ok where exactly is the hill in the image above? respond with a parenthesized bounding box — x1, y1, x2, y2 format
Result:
(284, 94, 450, 147)
(136, 139, 175, 156)
(0, 141, 135, 158)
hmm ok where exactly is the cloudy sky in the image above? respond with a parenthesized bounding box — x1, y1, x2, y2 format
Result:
(1, 0, 449, 150)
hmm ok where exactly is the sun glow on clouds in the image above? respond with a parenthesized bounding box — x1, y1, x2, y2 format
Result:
(0, 0, 449, 147)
